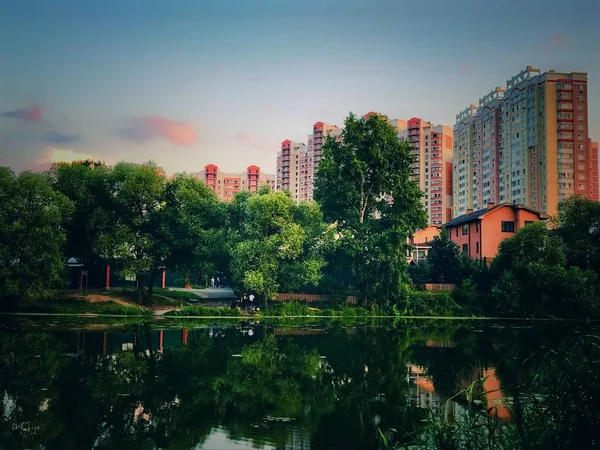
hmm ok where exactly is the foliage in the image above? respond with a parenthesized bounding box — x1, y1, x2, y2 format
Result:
(155, 174, 230, 290)
(489, 222, 598, 318)
(314, 112, 427, 304)
(165, 306, 242, 317)
(556, 195, 600, 276)
(50, 161, 113, 267)
(394, 291, 465, 317)
(17, 297, 151, 316)
(229, 191, 331, 304)
(0, 168, 73, 299)
(427, 230, 463, 283)
(92, 162, 167, 302)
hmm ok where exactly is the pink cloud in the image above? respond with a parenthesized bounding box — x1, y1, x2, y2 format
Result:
(1, 104, 42, 123)
(119, 116, 198, 146)
(459, 63, 472, 75)
(235, 131, 268, 149)
(551, 33, 568, 44)
(262, 105, 278, 114)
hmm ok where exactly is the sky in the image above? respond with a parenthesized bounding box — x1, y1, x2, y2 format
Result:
(1, 0, 599, 175)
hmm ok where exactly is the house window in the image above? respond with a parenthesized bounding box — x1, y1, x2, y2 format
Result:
(475, 222, 479, 232)
(462, 244, 469, 254)
(462, 224, 468, 235)
(476, 242, 479, 254)
(525, 221, 534, 226)
(455, 227, 458, 237)
(501, 221, 515, 232)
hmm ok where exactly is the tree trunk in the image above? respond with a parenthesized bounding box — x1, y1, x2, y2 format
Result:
(147, 269, 157, 296)
(136, 274, 146, 304)
(359, 280, 368, 307)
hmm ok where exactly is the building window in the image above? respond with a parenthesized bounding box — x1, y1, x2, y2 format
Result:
(462, 224, 468, 235)
(501, 221, 515, 232)
(475, 222, 479, 232)
(455, 227, 458, 237)
(476, 242, 479, 254)
(462, 244, 469, 254)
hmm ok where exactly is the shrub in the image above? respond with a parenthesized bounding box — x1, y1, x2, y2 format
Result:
(165, 306, 241, 317)
(394, 291, 465, 317)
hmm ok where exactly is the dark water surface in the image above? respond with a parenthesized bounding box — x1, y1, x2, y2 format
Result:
(0, 317, 598, 449)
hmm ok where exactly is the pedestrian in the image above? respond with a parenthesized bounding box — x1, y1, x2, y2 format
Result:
(216, 277, 221, 287)
(210, 276, 215, 287)
(242, 293, 248, 310)
(249, 293, 255, 310)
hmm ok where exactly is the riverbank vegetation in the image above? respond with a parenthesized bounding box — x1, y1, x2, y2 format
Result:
(2, 113, 600, 319)
(413, 196, 600, 319)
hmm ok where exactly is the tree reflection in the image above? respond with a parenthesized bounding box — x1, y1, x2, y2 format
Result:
(0, 321, 598, 449)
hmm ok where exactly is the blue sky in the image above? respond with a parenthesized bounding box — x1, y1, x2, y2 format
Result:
(1, 0, 599, 174)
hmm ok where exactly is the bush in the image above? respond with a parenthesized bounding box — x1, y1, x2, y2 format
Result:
(165, 306, 241, 317)
(34, 298, 151, 316)
(394, 291, 465, 317)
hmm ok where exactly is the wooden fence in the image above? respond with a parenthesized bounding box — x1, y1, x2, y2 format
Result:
(424, 283, 456, 292)
(275, 293, 358, 305)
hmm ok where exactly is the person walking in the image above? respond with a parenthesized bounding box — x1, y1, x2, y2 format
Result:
(249, 293, 255, 311)
(210, 277, 215, 287)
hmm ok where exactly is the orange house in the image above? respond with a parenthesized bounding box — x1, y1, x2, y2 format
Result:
(444, 203, 550, 260)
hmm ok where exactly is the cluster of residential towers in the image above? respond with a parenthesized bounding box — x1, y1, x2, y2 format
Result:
(199, 66, 599, 224)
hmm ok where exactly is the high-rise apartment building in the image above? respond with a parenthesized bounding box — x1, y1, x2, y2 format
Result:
(397, 118, 454, 225)
(276, 140, 314, 202)
(198, 164, 275, 202)
(453, 66, 598, 217)
(311, 121, 342, 173)
(589, 138, 599, 201)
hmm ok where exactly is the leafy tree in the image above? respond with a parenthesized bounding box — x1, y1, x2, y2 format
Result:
(156, 174, 229, 290)
(50, 161, 113, 267)
(94, 162, 166, 302)
(427, 230, 462, 283)
(490, 223, 598, 318)
(229, 191, 331, 305)
(556, 195, 600, 276)
(0, 168, 73, 299)
(314, 112, 427, 304)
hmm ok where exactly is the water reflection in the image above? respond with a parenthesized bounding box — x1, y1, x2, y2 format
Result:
(0, 319, 597, 449)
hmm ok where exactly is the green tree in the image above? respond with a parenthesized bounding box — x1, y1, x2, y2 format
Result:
(314, 112, 427, 304)
(0, 168, 73, 299)
(94, 162, 166, 302)
(427, 230, 462, 283)
(50, 161, 113, 267)
(156, 174, 230, 290)
(556, 195, 600, 276)
(490, 222, 598, 318)
(229, 191, 331, 305)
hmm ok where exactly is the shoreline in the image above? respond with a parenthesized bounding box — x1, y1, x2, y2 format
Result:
(1, 311, 597, 322)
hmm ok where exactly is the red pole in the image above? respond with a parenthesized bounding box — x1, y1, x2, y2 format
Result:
(103, 332, 108, 355)
(105, 264, 111, 289)
(159, 330, 164, 351)
(182, 329, 188, 345)
(79, 270, 83, 290)
(161, 270, 166, 288)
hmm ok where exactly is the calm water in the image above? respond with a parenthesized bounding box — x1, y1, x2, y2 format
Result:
(0, 317, 598, 449)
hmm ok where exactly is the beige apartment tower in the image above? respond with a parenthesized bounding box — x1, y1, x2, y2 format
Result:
(397, 118, 454, 225)
(199, 164, 275, 202)
(453, 66, 598, 218)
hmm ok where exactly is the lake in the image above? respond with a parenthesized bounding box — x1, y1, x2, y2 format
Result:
(1, 317, 598, 449)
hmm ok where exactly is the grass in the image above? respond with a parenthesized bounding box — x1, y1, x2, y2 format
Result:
(164, 305, 242, 317)
(14, 297, 152, 316)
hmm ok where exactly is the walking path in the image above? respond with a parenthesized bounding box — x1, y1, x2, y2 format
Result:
(170, 287, 236, 299)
